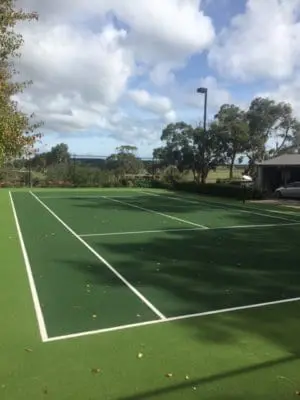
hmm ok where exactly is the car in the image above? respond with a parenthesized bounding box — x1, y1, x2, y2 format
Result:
(274, 181, 300, 199)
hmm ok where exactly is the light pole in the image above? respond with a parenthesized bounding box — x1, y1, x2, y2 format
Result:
(197, 87, 208, 133)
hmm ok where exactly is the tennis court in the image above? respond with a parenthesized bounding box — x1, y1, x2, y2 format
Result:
(10, 189, 300, 342)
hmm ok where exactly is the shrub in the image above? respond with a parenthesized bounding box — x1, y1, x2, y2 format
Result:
(170, 181, 263, 200)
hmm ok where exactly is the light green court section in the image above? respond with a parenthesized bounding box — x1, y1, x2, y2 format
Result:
(1, 188, 300, 400)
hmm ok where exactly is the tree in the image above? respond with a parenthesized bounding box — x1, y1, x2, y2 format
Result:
(156, 121, 227, 184)
(48, 143, 70, 165)
(246, 97, 300, 173)
(193, 124, 228, 184)
(214, 104, 249, 179)
(158, 122, 196, 173)
(106, 146, 144, 176)
(0, 0, 41, 164)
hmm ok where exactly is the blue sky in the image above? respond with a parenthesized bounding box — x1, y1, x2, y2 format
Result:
(17, 0, 300, 157)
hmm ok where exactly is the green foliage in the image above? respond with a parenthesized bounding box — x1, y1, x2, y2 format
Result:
(0, 0, 41, 164)
(214, 104, 249, 178)
(155, 122, 227, 184)
(246, 97, 300, 174)
(106, 146, 144, 176)
(155, 96, 300, 182)
(170, 181, 263, 200)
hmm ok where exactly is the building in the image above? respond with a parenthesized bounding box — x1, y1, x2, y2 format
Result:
(256, 153, 300, 193)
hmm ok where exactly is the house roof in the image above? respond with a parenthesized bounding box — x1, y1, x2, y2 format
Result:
(258, 153, 300, 166)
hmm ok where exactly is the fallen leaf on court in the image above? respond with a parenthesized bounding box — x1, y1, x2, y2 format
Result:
(25, 348, 33, 353)
(165, 373, 173, 378)
(137, 352, 143, 359)
(91, 368, 101, 374)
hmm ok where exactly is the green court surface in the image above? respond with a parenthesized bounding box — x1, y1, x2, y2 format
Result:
(2, 188, 300, 399)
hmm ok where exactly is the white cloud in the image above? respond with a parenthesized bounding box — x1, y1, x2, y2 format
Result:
(209, 0, 300, 81)
(257, 75, 300, 119)
(183, 76, 232, 110)
(18, 23, 133, 105)
(19, 0, 215, 86)
(13, 0, 214, 152)
(128, 90, 176, 122)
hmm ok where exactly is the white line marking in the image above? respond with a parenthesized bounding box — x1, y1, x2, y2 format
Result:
(9, 191, 48, 342)
(29, 191, 166, 320)
(45, 295, 300, 342)
(215, 222, 300, 230)
(141, 191, 298, 223)
(80, 227, 204, 237)
(79, 221, 300, 238)
(103, 196, 208, 229)
(38, 195, 138, 200)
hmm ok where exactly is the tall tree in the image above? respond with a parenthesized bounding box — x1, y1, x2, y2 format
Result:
(106, 146, 143, 175)
(156, 122, 227, 184)
(245, 97, 299, 173)
(214, 104, 249, 179)
(159, 122, 196, 172)
(0, 0, 41, 164)
(193, 124, 228, 184)
(48, 143, 70, 164)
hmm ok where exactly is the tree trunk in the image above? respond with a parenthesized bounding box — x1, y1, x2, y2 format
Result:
(200, 167, 208, 184)
(192, 168, 196, 182)
(229, 154, 236, 179)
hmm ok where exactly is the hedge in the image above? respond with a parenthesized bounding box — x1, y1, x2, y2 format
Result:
(153, 180, 263, 200)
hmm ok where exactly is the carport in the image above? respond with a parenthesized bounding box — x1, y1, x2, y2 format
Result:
(256, 154, 300, 193)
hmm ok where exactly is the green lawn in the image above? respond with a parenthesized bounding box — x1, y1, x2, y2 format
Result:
(182, 166, 243, 182)
(1, 188, 300, 399)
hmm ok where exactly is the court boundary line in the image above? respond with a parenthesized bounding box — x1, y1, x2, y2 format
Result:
(29, 191, 166, 321)
(38, 195, 138, 200)
(79, 221, 300, 238)
(9, 191, 48, 342)
(45, 295, 300, 342)
(103, 195, 209, 229)
(80, 227, 204, 237)
(140, 190, 299, 223)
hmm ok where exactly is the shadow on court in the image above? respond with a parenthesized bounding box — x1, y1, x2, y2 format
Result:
(81, 222, 300, 355)
(68, 193, 300, 226)
(118, 354, 300, 400)
(45, 192, 300, 353)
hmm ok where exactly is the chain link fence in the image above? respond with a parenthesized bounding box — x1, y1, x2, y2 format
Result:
(0, 155, 164, 188)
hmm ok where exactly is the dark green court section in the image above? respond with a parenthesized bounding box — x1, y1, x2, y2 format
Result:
(12, 192, 159, 338)
(37, 194, 190, 235)
(36, 191, 298, 236)
(85, 225, 300, 317)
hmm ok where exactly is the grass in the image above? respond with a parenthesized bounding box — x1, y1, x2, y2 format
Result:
(1, 188, 300, 399)
(182, 166, 243, 183)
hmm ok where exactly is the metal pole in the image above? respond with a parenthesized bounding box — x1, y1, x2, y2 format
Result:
(203, 90, 207, 134)
(196, 87, 208, 132)
(28, 158, 32, 188)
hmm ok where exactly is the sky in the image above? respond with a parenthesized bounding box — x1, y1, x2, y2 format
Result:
(14, 0, 300, 157)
